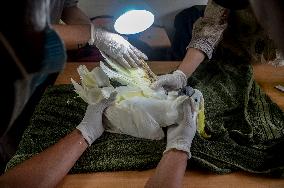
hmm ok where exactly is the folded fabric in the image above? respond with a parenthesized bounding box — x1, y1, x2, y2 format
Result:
(6, 49, 284, 177)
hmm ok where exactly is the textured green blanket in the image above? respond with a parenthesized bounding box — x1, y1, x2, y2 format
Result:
(6, 50, 284, 177)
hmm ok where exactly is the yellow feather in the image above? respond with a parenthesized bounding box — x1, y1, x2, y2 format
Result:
(197, 98, 210, 138)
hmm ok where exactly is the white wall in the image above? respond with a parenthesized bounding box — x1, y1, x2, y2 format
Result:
(78, 0, 208, 40)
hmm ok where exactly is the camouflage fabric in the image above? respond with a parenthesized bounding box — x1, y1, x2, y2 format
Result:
(188, 0, 278, 63)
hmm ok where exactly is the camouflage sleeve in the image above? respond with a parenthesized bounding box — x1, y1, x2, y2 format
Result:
(188, 0, 229, 59)
(64, 0, 78, 8)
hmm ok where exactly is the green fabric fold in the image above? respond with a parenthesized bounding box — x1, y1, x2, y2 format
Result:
(6, 50, 284, 177)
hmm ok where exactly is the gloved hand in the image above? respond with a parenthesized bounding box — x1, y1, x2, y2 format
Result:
(164, 98, 197, 158)
(76, 92, 117, 145)
(151, 70, 187, 91)
(92, 28, 148, 68)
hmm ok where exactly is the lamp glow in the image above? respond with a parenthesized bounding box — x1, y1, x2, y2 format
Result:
(114, 10, 154, 35)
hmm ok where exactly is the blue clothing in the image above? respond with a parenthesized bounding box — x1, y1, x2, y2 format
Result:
(0, 27, 66, 164)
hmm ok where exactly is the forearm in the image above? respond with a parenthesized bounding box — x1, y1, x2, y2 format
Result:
(53, 5, 92, 50)
(61, 6, 91, 25)
(145, 149, 188, 188)
(53, 24, 91, 50)
(0, 129, 88, 188)
(178, 48, 205, 77)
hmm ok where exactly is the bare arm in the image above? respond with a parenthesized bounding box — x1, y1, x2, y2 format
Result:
(0, 130, 88, 188)
(53, 5, 91, 50)
(151, 0, 229, 91)
(61, 6, 91, 25)
(179, 0, 228, 77)
(0, 81, 116, 188)
(53, 24, 91, 50)
(145, 98, 196, 188)
(145, 150, 188, 188)
(178, 48, 206, 77)
(52, 3, 147, 67)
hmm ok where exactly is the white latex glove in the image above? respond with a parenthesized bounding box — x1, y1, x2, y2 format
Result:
(164, 98, 197, 158)
(76, 92, 117, 145)
(92, 28, 148, 68)
(151, 70, 187, 91)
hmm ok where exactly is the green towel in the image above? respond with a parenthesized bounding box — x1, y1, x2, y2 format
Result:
(6, 49, 284, 177)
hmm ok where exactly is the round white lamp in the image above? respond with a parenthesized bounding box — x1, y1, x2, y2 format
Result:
(113, 1, 154, 35)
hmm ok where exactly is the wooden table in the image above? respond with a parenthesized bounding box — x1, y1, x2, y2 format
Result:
(55, 62, 284, 188)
